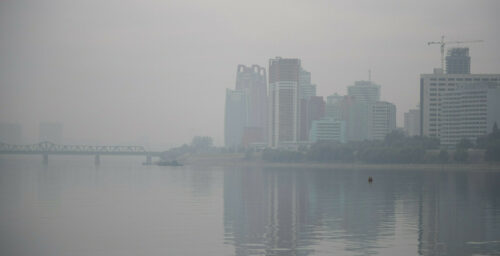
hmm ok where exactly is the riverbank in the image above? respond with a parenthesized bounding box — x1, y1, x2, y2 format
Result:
(183, 153, 500, 171)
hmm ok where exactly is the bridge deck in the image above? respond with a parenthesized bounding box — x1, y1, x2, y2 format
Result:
(0, 141, 161, 156)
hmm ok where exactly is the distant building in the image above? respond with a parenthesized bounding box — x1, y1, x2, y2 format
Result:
(306, 96, 325, 132)
(298, 68, 316, 100)
(224, 89, 247, 148)
(235, 64, 268, 142)
(404, 108, 420, 136)
(309, 118, 346, 143)
(420, 69, 500, 144)
(225, 64, 267, 147)
(347, 80, 381, 104)
(268, 57, 301, 148)
(0, 122, 22, 144)
(298, 98, 308, 141)
(446, 47, 470, 74)
(325, 94, 371, 142)
(370, 101, 396, 140)
(39, 122, 63, 144)
(241, 127, 265, 147)
(297, 68, 319, 141)
(325, 93, 344, 119)
(440, 82, 500, 148)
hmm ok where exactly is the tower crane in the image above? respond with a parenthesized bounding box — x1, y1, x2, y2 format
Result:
(427, 35, 483, 72)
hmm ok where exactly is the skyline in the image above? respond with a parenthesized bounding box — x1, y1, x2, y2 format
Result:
(1, 0, 499, 147)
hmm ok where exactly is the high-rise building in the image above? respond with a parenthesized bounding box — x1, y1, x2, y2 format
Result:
(224, 89, 247, 148)
(404, 108, 420, 137)
(235, 65, 268, 132)
(327, 80, 396, 142)
(325, 93, 344, 119)
(268, 57, 301, 148)
(347, 81, 381, 104)
(440, 82, 500, 148)
(371, 101, 396, 140)
(309, 118, 346, 143)
(39, 122, 63, 144)
(306, 96, 325, 130)
(325, 94, 371, 141)
(225, 64, 267, 147)
(0, 122, 22, 144)
(420, 69, 500, 143)
(298, 68, 316, 100)
(446, 47, 470, 74)
(297, 68, 319, 141)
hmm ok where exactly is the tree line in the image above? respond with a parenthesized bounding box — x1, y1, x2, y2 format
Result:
(262, 123, 500, 164)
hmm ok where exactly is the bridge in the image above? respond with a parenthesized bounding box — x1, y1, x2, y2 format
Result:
(0, 141, 162, 164)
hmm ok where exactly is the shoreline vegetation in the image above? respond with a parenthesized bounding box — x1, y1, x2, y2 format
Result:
(190, 155, 500, 172)
(161, 130, 500, 170)
(184, 153, 500, 171)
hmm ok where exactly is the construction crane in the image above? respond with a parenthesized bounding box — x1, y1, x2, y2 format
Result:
(427, 35, 483, 72)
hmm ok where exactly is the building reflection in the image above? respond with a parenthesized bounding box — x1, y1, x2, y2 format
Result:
(417, 171, 500, 256)
(223, 168, 400, 255)
(224, 167, 500, 255)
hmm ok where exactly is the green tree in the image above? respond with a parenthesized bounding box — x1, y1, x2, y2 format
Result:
(191, 136, 213, 151)
(438, 150, 449, 163)
(453, 148, 468, 162)
(485, 144, 500, 162)
(456, 138, 473, 149)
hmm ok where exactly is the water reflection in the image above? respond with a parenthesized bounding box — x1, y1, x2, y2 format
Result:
(418, 171, 500, 255)
(1, 156, 500, 255)
(224, 168, 500, 255)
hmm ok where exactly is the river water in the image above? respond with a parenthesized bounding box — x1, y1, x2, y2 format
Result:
(1, 155, 499, 256)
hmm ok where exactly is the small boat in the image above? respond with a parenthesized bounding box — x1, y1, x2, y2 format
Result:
(157, 160, 183, 166)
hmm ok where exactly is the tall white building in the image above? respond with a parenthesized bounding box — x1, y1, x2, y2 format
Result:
(440, 83, 500, 148)
(371, 101, 396, 140)
(420, 69, 500, 145)
(268, 57, 301, 148)
(404, 108, 420, 137)
(269, 81, 299, 147)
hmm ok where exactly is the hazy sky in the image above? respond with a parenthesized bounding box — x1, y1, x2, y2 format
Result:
(1, 0, 499, 148)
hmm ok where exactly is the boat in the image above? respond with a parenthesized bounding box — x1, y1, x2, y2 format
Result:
(156, 160, 183, 166)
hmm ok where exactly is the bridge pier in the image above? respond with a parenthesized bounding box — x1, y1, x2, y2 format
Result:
(42, 154, 48, 164)
(94, 154, 100, 165)
(145, 154, 152, 165)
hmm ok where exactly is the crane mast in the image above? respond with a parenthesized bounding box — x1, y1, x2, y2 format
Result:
(427, 35, 483, 73)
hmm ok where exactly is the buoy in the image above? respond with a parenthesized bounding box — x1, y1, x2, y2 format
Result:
(368, 176, 373, 183)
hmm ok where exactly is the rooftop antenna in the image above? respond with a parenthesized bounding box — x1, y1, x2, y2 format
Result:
(368, 69, 371, 82)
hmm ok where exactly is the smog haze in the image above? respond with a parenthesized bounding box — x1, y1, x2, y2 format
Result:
(1, 0, 499, 147)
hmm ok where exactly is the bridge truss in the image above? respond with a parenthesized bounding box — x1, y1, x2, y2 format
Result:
(0, 141, 150, 156)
